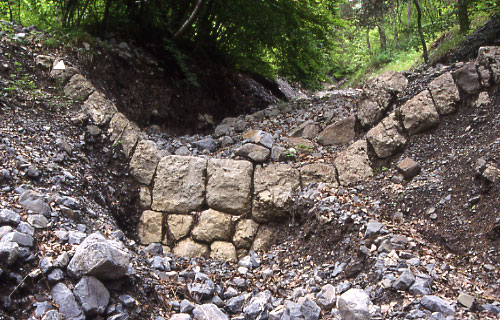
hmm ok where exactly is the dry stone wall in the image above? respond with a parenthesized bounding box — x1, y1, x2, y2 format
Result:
(59, 46, 500, 260)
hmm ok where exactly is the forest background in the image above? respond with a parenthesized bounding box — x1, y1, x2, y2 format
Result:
(1, 0, 499, 89)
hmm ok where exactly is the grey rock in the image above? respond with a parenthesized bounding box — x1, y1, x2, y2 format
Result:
(0, 226, 12, 239)
(175, 146, 191, 156)
(28, 214, 49, 229)
(453, 62, 481, 94)
(337, 288, 370, 320)
(300, 298, 320, 320)
(392, 269, 415, 291)
(235, 144, 270, 163)
(64, 74, 95, 100)
(42, 310, 61, 320)
(214, 124, 232, 138)
(282, 301, 304, 320)
(188, 272, 215, 302)
(16, 221, 34, 236)
(171, 314, 192, 320)
(19, 190, 50, 215)
(366, 113, 406, 158)
(192, 303, 228, 320)
(243, 290, 271, 320)
(457, 292, 474, 309)
(480, 304, 500, 315)
(421, 295, 455, 316)
(34, 301, 54, 318)
(67, 232, 129, 280)
(68, 231, 87, 245)
(316, 284, 336, 310)
(47, 269, 65, 283)
(409, 275, 432, 295)
(365, 220, 383, 237)
(119, 295, 136, 308)
(226, 294, 247, 314)
(193, 138, 218, 152)
(74, 276, 110, 315)
(51, 282, 84, 320)
(0, 240, 19, 265)
(82, 91, 118, 126)
(0, 209, 20, 226)
(180, 299, 195, 313)
(428, 72, 460, 115)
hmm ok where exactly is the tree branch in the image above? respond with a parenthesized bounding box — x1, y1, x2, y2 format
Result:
(173, 0, 204, 40)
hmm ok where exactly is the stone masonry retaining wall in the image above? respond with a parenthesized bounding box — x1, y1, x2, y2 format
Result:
(55, 46, 500, 261)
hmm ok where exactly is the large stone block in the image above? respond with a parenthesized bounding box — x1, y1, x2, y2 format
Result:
(428, 72, 460, 115)
(233, 219, 259, 249)
(317, 116, 356, 146)
(252, 164, 300, 223)
(206, 159, 253, 215)
(108, 113, 129, 142)
(138, 210, 163, 244)
(251, 225, 275, 252)
(477, 46, 500, 84)
(335, 139, 373, 186)
(152, 156, 207, 213)
(400, 90, 440, 135)
(130, 140, 161, 185)
(173, 238, 209, 258)
(64, 74, 95, 100)
(301, 163, 339, 186)
(166, 214, 194, 241)
(192, 209, 233, 242)
(210, 241, 237, 262)
(120, 122, 142, 158)
(366, 113, 407, 159)
(82, 92, 118, 127)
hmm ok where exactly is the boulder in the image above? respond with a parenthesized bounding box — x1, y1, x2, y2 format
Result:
(0, 209, 20, 226)
(67, 232, 129, 280)
(392, 269, 415, 291)
(366, 113, 406, 158)
(73, 276, 109, 315)
(129, 140, 161, 185)
(335, 139, 373, 186)
(0, 240, 19, 265)
(173, 238, 209, 258)
(357, 98, 384, 129)
(138, 210, 163, 244)
(206, 159, 253, 215)
(166, 214, 193, 241)
(301, 297, 321, 320)
(210, 241, 237, 261)
(233, 219, 259, 249)
(428, 72, 460, 115)
(235, 143, 270, 163)
(317, 116, 356, 146)
(51, 283, 85, 320)
(301, 163, 338, 186)
(337, 288, 370, 320)
(152, 156, 207, 213)
(64, 74, 95, 100)
(82, 92, 118, 127)
(400, 90, 440, 135)
(193, 138, 218, 152)
(253, 164, 300, 223)
(192, 209, 232, 242)
(453, 62, 481, 94)
(244, 130, 274, 149)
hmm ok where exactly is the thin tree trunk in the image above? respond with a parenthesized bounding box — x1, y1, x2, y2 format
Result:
(101, 0, 112, 35)
(413, 0, 429, 63)
(406, 0, 411, 44)
(377, 23, 387, 51)
(366, 28, 372, 57)
(174, 0, 204, 39)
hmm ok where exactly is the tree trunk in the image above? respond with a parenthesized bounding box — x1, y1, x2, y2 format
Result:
(366, 28, 372, 57)
(406, 0, 411, 45)
(101, 0, 113, 36)
(174, 0, 204, 39)
(413, 0, 429, 63)
(457, 0, 470, 34)
(377, 23, 387, 51)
